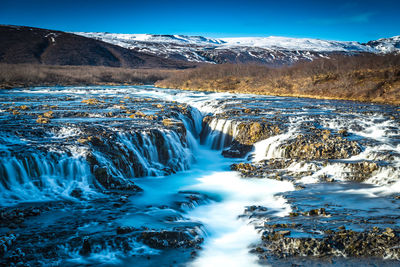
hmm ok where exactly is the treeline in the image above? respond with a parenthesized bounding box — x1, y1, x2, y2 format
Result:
(156, 53, 400, 105)
(0, 64, 178, 89)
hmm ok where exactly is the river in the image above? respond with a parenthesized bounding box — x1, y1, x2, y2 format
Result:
(0, 85, 399, 266)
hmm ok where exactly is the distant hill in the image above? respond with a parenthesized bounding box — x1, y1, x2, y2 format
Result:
(0, 25, 196, 69)
(75, 32, 400, 66)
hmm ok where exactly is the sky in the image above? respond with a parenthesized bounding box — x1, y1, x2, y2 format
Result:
(0, 0, 399, 42)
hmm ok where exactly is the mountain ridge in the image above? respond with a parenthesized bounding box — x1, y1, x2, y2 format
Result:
(74, 32, 400, 65)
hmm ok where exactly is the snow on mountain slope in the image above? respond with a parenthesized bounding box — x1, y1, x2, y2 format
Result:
(220, 36, 376, 52)
(364, 35, 400, 54)
(73, 32, 399, 65)
(74, 32, 225, 47)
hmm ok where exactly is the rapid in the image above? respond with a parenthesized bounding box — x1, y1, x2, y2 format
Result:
(0, 85, 399, 266)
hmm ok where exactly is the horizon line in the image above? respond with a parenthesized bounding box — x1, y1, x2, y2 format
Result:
(2, 24, 398, 43)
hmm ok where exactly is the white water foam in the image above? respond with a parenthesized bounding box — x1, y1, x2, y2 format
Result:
(131, 144, 294, 267)
(185, 171, 293, 267)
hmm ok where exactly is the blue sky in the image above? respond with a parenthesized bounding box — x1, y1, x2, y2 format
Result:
(1, 0, 399, 42)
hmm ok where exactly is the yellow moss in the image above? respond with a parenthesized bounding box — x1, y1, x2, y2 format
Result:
(36, 115, 50, 124)
(18, 105, 29, 110)
(77, 138, 88, 144)
(43, 111, 54, 118)
(82, 98, 104, 105)
(135, 111, 145, 117)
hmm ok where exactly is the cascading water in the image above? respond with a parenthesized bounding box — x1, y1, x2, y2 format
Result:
(0, 86, 207, 208)
(0, 125, 197, 206)
(0, 150, 94, 205)
(1, 85, 400, 266)
(200, 118, 239, 150)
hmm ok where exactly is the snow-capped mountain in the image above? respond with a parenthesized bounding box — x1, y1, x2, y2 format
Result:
(364, 36, 400, 54)
(220, 36, 375, 52)
(74, 32, 400, 65)
(73, 32, 226, 46)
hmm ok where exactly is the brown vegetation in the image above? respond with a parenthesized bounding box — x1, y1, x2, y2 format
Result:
(0, 64, 179, 89)
(156, 54, 400, 105)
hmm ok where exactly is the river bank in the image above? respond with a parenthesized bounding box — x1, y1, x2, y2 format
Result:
(156, 54, 400, 105)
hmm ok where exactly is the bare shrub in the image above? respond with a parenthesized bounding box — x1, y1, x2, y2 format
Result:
(157, 53, 400, 104)
(0, 64, 179, 88)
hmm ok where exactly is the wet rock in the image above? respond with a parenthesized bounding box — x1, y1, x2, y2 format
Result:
(268, 223, 300, 229)
(222, 141, 253, 158)
(78, 135, 102, 145)
(0, 207, 44, 228)
(0, 234, 17, 256)
(295, 185, 306, 190)
(70, 188, 83, 198)
(244, 205, 268, 213)
(17, 105, 29, 110)
(325, 177, 335, 183)
(93, 166, 142, 191)
(267, 159, 293, 169)
(201, 116, 282, 158)
(281, 130, 361, 160)
(344, 161, 379, 182)
(162, 119, 186, 139)
(79, 238, 91, 256)
(338, 129, 349, 136)
(383, 227, 395, 238)
(138, 230, 203, 249)
(259, 228, 400, 259)
(304, 208, 328, 216)
(36, 115, 50, 124)
(81, 98, 104, 105)
(276, 230, 291, 237)
(162, 118, 182, 127)
(235, 121, 281, 145)
(116, 226, 138, 235)
(43, 111, 54, 118)
(135, 111, 146, 117)
(231, 163, 256, 172)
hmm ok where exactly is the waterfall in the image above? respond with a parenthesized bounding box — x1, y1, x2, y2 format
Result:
(0, 108, 202, 206)
(201, 118, 239, 150)
(252, 130, 295, 162)
(0, 152, 94, 206)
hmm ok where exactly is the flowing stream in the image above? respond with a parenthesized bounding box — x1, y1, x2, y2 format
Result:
(0, 85, 399, 266)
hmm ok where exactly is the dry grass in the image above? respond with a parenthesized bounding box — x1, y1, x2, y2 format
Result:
(157, 54, 400, 105)
(0, 64, 180, 89)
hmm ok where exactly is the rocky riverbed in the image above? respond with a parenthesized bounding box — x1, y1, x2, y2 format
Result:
(198, 93, 400, 265)
(1, 85, 400, 266)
